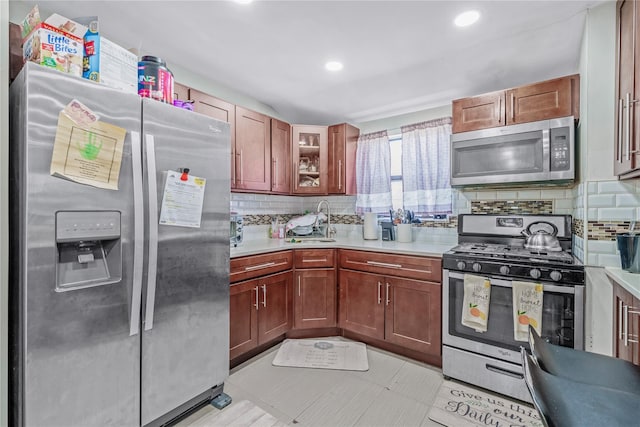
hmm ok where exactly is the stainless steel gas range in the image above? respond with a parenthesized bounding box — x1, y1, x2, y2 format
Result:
(442, 214, 585, 402)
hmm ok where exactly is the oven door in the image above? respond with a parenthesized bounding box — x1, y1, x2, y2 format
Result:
(442, 270, 584, 364)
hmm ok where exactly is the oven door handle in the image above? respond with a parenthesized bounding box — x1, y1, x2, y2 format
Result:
(446, 271, 577, 294)
(485, 364, 524, 380)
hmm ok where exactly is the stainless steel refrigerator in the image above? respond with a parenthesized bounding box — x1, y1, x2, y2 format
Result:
(9, 62, 230, 426)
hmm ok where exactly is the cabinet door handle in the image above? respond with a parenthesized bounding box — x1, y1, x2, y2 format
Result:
(377, 282, 382, 305)
(298, 275, 301, 297)
(624, 304, 630, 347)
(385, 283, 390, 305)
(275, 158, 279, 188)
(618, 98, 624, 163)
(366, 260, 402, 269)
(232, 149, 237, 186)
(240, 149, 244, 183)
(262, 284, 267, 307)
(626, 93, 631, 162)
(497, 97, 502, 124)
(244, 262, 276, 271)
(619, 299, 624, 341)
(338, 159, 342, 190)
(272, 158, 276, 190)
(511, 93, 515, 121)
(254, 286, 259, 310)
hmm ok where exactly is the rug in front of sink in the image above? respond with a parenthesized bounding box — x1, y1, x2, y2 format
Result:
(272, 338, 368, 371)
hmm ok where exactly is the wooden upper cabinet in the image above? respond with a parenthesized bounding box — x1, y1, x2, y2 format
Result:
(328, 123, 359, 195)
(452, 91, 505, 133)
(506, 75, 577, 125)
(271, 119, 291, 194)
(452, 75, 579, 134)
(189, 89, 237, 188)
(9, 22, 23, 81)
(173, 82, 190, 102)
(235, 106, 271, 192)
(615, 0, 640, 178)
(291, 125, 328, 195)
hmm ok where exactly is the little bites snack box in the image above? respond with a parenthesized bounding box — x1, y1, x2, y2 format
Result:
(22, 10, 87, 77)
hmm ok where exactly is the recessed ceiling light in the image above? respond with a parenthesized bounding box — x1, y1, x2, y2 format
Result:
(234, 0, 253, 4)
(454, 10, 480, 27)
(325, 61, 344, 72)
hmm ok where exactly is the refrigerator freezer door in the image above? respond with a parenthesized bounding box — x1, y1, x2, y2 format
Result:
(140, 99, 231, 425)
(9, 63, 142, 426)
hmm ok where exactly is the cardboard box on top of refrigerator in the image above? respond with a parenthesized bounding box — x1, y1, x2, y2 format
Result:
(21, 7, 87, 77)
(98, 37, 138, 94)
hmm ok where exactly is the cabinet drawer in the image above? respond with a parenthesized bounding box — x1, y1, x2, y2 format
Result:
(294, 249, 335, 269)
(231, 251, 293, 283)
(339, 249, 441, 282)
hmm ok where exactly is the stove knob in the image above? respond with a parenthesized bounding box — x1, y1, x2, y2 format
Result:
(550, 270, 562, 282)
(472, 263, 482, 272)
(457, 261, 466, 270)
(530, 268, 542, 280)
(499, 266, 510, 275)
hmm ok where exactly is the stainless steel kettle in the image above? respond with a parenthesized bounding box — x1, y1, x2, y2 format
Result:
(521, 221, 562, 252)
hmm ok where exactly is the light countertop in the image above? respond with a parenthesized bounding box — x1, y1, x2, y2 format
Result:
(605, 267, 640, 299)
(230, 236, 455, 259)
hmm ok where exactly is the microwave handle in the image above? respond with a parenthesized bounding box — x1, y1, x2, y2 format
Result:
(542, 129, 550, 173)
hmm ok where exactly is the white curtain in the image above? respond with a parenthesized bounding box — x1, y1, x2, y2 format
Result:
(401, 117, 452, 214)
(355, 130, 392, 214)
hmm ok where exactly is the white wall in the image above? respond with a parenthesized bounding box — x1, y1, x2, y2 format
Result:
(581, 1, 616, 182)
(356, 104, 451, 135)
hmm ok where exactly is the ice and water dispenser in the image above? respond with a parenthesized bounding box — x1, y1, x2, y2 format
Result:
(55, 211, 122, 291)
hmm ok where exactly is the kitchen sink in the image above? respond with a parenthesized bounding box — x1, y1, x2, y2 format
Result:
(287, 237, 336, 243)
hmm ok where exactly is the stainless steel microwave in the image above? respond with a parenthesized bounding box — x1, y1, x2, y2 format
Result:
(450, 116, 575, 187)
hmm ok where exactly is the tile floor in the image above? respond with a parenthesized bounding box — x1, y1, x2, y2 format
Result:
(177, 338, 445, 426)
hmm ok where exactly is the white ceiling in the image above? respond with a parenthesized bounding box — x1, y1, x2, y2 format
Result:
(11, 0, 609, 125)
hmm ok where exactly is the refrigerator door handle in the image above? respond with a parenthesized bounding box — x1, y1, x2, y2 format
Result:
(144, 134, 159, 331)
(130, 131, 144, 336)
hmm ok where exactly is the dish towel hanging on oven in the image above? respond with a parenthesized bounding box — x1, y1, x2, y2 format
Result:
(512, 280, 543, 341)
(461, 274, 491, 332)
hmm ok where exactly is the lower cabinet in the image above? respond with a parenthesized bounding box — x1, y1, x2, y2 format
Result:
(293, 249, 336, 329)
(230, 270, 293, 360)
(613, 281, 640, 365)
(294, 269, 336, 329)
(338, 269, 441, 355)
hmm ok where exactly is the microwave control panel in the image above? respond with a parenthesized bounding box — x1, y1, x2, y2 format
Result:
(549, 127, 571, 171)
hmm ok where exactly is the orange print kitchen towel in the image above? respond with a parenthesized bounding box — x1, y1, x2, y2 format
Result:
(512, 281, 543, 341)
(461, 274, 491, 332)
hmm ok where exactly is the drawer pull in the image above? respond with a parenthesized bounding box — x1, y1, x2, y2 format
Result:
(244, 262, 276, 271)
(486, 364, 523, 380)
(303, 258, 327, 263)
(367, 260, 402, 269)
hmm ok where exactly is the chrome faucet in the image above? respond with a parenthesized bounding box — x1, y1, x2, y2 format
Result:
(316, 199, 333, 238)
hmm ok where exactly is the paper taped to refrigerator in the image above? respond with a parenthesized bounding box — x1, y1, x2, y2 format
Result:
(50, 112, 125, 190)
(159, 171, 206, 228)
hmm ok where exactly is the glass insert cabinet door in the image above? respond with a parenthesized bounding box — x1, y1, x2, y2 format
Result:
(291, 125, 328, 194)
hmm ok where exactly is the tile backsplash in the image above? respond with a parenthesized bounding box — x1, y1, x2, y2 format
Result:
(231, 178, 640, 268)
(582, 179, 640, 268)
